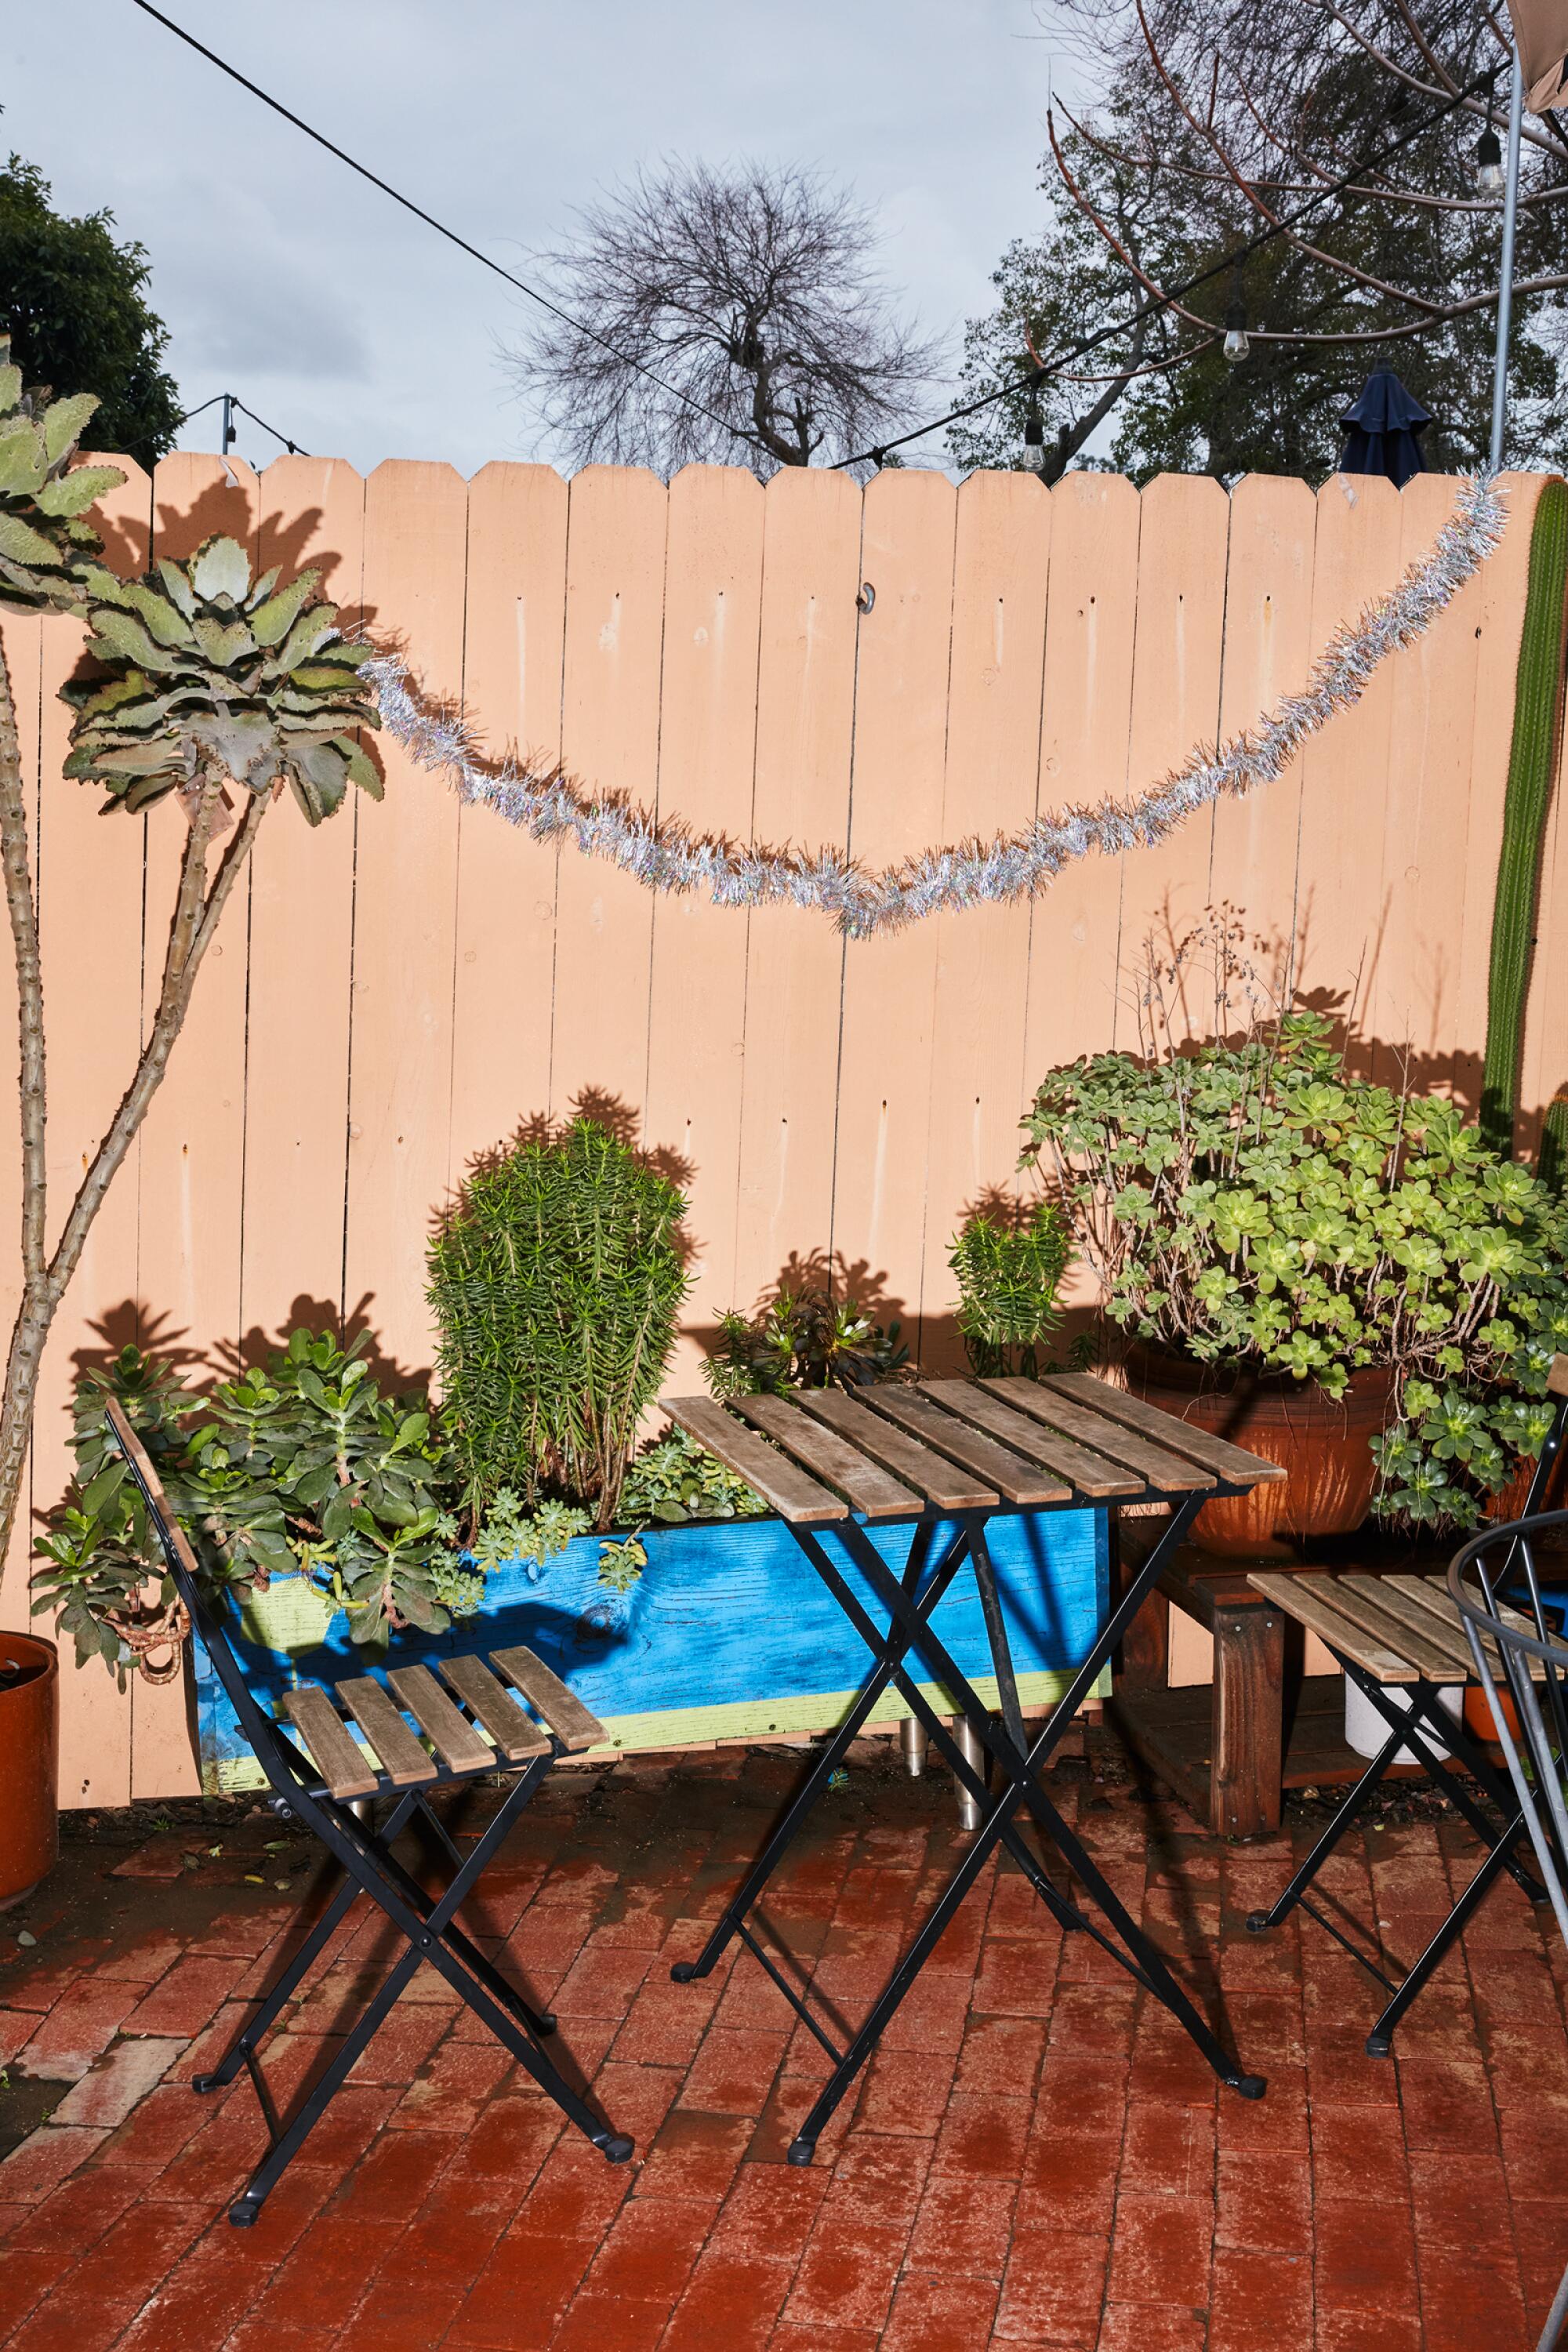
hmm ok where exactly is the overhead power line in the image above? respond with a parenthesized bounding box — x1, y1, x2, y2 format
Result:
(837, 71, 1492, 470)
(129, 0, 764, 460)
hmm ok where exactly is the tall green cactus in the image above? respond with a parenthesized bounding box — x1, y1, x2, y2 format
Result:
(1481, 478, 1568, 1160)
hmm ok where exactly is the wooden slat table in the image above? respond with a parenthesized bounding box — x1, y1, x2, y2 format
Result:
(661, 1372, 1284, 2162)
(1243, 1564, 1551, 2055)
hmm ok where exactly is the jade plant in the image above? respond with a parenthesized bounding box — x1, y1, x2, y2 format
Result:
(0, 339, 382, 1587)
(1023, 1011, 1568, 1528)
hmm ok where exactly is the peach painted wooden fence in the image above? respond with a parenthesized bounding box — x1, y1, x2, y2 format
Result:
(0, 453, 1561, 1802)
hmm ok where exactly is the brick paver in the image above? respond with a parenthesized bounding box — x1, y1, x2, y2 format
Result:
(0, 1744, 1562, 2348)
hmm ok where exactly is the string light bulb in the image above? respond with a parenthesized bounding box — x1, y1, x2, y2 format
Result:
(1223, 296, 1250, 365)
(1475, 125, 1505, 195)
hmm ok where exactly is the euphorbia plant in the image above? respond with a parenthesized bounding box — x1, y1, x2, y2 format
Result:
(0, 341, 380, 1584)
(1023, 1012, 1568, 1529)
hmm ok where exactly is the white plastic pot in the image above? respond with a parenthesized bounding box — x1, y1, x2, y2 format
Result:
(1344, 1676, 1462, 1766)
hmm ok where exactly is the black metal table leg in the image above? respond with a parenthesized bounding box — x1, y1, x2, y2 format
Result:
(670, 1524, 956, 1987)
(775, 1495, 1264, 2161)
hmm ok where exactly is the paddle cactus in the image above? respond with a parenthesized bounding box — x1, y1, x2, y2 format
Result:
(0, 333, 125, 612)
(1481, 478, 1568, 1160)
(63, 534, 382, 823)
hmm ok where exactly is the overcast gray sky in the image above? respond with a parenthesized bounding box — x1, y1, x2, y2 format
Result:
(6, 0, 1087, 479)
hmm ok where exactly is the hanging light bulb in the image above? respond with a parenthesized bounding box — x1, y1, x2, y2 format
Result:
(1475, 125, 1505, 196)
(1222, 296, 1250, 365)
(1023, 387, 1044, 454)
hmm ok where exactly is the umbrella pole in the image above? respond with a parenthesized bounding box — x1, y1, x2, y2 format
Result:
(1490, 45, 1526, 470)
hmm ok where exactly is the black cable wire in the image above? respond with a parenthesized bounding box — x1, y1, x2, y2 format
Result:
(232, 398, 309, 458)
(128, 0, 764, 460)
(172, 392, 224, 428)
(838, 70, 1490, 470)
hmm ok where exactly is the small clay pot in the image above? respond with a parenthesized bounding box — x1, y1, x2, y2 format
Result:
(1125, 1347, 1396, 1556)
(0, 1630, 58, 1910)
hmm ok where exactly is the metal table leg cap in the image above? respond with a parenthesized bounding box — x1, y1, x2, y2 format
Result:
(191, 2072, 223, 2094)
(227, 2198, 262, 2229)
(596, 2133, 635, 2164)
(670, 1962, 700, 1983)
(786, 2136, 817, 2166)
(1244, 1911, 1275, 1934)
(535, 2014, 557, 2037)
(1232, 2074, 1268, 2101)
(1365, 2033, 1392, 2059)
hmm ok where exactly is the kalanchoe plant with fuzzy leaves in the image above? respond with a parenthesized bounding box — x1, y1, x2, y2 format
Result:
(0, 336, 388, 1583)
(1023, 1011, 1568, 1530)
(64, 535, 380, 823)
(0, 336, 125, 610)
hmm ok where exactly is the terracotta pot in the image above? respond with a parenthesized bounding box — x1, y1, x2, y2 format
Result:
(0, 1630, 58, 1910)
(1125, 1348, 1396, 1556)
(1464, 1681, 1522, 1748)
(1486, 1445, 1567, 1526)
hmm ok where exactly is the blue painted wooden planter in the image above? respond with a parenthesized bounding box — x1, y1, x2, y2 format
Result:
(193, 1508, 1108, 1796)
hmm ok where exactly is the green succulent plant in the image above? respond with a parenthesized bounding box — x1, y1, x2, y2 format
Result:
(1023, 1011, 1568, 1530)
(949, 1199, 1073, 1380)
(0, 333, 125, 612)
(61, 533, 382, 822)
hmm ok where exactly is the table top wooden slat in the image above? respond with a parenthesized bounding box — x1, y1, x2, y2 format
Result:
(1044, 1371, 1287, 1486)
(439, 1655, 552, 1762)
(661, 1395, 848, 1524)
(1247, 1572, 1421, 1681)
(921, 1380, 1145, 1498)
(281, 1686, 381, 1798)
(790, 1389, 1000, 1510)
(854, 1386, 1072, 1507)
(386, 1664, 495, 1776)
(981, 1377, 1217, 1493)
(1321, 1577, 1466, 1682)
(491, 1646, 605, 1751)
(731, 1393, 920, 1519)
(336, 1676, 439, 1787)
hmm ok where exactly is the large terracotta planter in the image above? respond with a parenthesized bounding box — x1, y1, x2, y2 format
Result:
(1126, 1348, 1396, 1556)
(0, 1629, 58, 1909)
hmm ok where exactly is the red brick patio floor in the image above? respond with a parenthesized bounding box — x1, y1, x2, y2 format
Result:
(1, 1737, 1562, 2351)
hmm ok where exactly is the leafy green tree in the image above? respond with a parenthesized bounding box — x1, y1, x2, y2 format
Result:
(0, 157, 182, 470)
(953, 6, 1568, 485)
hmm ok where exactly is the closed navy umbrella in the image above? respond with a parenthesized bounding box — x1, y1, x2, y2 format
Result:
(1339, 371, 1432, 488)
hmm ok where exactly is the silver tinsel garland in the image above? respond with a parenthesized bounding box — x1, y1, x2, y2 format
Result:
(365, 473, 1507, 941)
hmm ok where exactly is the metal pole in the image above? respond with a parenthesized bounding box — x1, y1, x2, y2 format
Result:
(1490, 48, 1525, 470)
(953, 1715, 986, 1831)
(900, 1715, 927, 1777)
(220, 393, 236, 458)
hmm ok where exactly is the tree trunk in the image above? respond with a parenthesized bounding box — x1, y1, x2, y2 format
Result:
(0, 753, 267, 1576)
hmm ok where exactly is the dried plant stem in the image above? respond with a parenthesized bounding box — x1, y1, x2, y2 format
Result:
(0, 728, 267, 1566)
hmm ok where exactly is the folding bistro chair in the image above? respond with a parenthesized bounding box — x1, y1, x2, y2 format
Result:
(103, 1399, 633, 2227)
(1452, 1507, 1568, 2352)
(1242, 1356, 1568, 2054)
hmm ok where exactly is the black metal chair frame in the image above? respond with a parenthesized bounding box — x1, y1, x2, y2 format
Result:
(670, 1486, 1267, 2164)
(104, 1400, 633, 2227)
(1451, 1505, 1568, 2352)
(1244, 1392, 1568, 2054)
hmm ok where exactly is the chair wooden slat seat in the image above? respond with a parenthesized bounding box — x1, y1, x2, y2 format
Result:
(336, 1676, 440, 1787)
(439, 1655, 552, 1762)
(281, 1686, 380, 1799)
(386, 1664, 496, 1777)
(491, 1646, 605, 1753)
